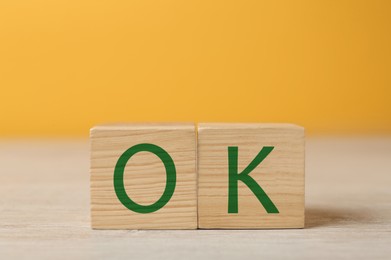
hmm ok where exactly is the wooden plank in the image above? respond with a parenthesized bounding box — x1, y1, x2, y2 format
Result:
(1, 138, 391, 259)
(197, 123, 305, 229)
(90, 123, 197, 229)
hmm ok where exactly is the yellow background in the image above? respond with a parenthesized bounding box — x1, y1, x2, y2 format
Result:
(1, 0, 390, 137)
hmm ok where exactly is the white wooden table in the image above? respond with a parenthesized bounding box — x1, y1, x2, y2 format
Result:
(1, 137, 390, 259)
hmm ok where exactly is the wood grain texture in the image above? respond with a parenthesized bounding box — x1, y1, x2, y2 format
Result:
(90, 123, 197, 229)
(1, 138, 391, 259)
(198, 123, 305, 229)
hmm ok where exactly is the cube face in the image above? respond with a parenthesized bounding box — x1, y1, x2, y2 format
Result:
(90, 123, 197, 229)
(197, 123, 305, 229)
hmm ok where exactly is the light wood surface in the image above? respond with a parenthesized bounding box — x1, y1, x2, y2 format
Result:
(90, 123, 197, 229)
(1, 137, 391, 259)
(198, 123, 305, 228)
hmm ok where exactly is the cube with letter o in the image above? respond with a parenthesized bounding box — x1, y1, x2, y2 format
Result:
(90, 123, 197, 229)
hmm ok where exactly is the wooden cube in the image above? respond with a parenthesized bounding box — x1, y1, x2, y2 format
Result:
(197, 123, 305, 229)
(90, 123, 197, 229)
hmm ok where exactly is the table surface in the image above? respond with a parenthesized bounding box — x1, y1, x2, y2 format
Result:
(1, 137, 390, 259)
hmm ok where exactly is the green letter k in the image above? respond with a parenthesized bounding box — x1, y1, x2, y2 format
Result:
(228, 146, 279, 214)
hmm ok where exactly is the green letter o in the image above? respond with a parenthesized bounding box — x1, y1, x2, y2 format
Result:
(113, 143, 176, 213)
